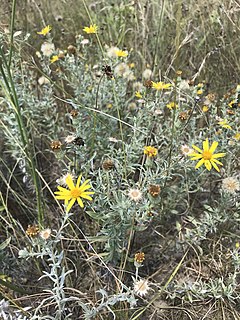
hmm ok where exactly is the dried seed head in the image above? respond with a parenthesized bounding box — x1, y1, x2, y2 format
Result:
(58, 52, 65, 60)
(67, 45, 77, 55)
(206, 92, 216, 102)
(227, 109, 235, 115)
(70, 109, 79, 118)
(102, 159, 115, 170)
(178, 111, 188, 121)
(188, 79, 194, 86)
(73, 137, 85, 146)
(144, 79, 152, 88)
(26, 225, 39, 237)
(148, 184, 161, 197)
(50, 140, 62, 150)
(135, 252, 145, 263)
(102, 65, 113, 78)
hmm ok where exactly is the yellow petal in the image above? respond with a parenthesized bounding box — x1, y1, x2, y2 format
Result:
(66, 198, 76, 212)
(79, 185, 92, 193)
(195, 158, 205, 169)
(80, 179, 91, 188)
(57, 186, 68, 192)
(190, 155, 203, 160)
(212, 153, 226, 159)
(212, 159, 223, 166)
(211, 160, 220, 172)
(209, 141, 218, 153)
(205, 160, 212, 171)
(192, 145, 203, 153)
(203, 139, 209, 151)
(80, 194, 93, 201)
(77, 197, 84, 208)
(66, 175, 75, 190)
(76, 174, 82, 188)
(55, 190, 71, 196)
(55, 195, 71, 200)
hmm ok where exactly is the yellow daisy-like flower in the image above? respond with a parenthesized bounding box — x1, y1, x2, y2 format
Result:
(228, 100, 236, 108)
(50, 55, 59, 63)
(83, 24, 98, 34)
(135, 91, 142, 98)
(189, 139, 225, 172)
(55, 174, 94, 212)
(197, 89, 203, 95)
(144, 146, 158, 157)
(151, 81, 171, 90)
(37, 25, 52, 36)
(202, 105, 209, 112)
(218, 119, 232, 130)
(234, 133, 240, 140)
(166, 102, 178, 110)
(115, 49, 128, 57)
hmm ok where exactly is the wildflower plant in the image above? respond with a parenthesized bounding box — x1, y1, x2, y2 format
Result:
(1, 2, 240, 319)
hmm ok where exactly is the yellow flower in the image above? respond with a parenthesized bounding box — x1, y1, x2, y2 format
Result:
(144, 146, 158, 157)
(228, 100, 236, 108)
(218, 119, 232, 130)
(83, 24, 98, 34)
(197, 89, 203, 95)
(233, 133, 240, 140)
(115, 49, 128, 57)
(135, 91, 142, 98)
(189, 139, 225, 172)
(166, 102, 178, 110)
(55, 174, 94, 212)
(197, 83, 204, 88)
(202, 105, 209, 112)
(37, 25, 52, 36)
(50, 55, 59, 63)
(151, 81, 171, 90)
(129, 63, 135, 68)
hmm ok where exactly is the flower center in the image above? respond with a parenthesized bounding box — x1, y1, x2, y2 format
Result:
(70, 188, 81, 198)
(132, 191, 139, 197)
(202, 150, 212, 160)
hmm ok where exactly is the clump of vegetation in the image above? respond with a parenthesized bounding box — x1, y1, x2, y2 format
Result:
(0, 0, 240, 319)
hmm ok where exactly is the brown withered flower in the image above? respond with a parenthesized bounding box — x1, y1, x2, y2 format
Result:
(67, 45, 77, 55)
(102, 65, 113, 78)
(135, 252, 145, 264)
(148, 184, 161, 197)
(227, 109, 235, 115)
(188, 79, 194, 86)
(102, 159, 115, 170)
(206, 93, 216, 102)
(73, 137, 85, 146)
(26, 225, 39, 237)
(58, 52, 65, 60)
(144, 79, 152, 88)
(178, 111, 188, 121)
(50, 140, 62, 150)
(70, 109, 79, 118)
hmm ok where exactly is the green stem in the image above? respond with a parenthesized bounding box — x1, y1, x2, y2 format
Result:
(0, 47, 43, 225)
(82, 0, 104, 57)
(8, 0, 17, 68)
(151, 0, 165, 74)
